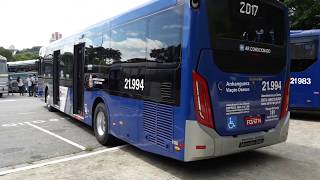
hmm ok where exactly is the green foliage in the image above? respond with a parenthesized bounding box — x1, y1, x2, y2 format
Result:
(284, 0, 320, 29)
(0, 47, 15, 61)
(14, 52, 38, 61)
(14, 46, 41, 61)
(0, 46, 41, 62)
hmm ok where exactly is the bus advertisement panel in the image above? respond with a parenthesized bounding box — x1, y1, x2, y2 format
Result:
(290, 30, 320, 111)
(40, 0, 290, 161)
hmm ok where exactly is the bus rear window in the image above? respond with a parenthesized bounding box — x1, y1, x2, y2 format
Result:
(207, 0, 285, 47)
(0, 61, 7, 74)
(206, 0, 287, 74)
(290, 38, 318, 72)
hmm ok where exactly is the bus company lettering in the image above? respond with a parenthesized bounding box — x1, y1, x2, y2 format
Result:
(243, 45, 271, 54)
(261, 94, 282, 121)
(261, 93, 282, 106)
(225, 81, 250, 93)
(226, 102, 250, 115)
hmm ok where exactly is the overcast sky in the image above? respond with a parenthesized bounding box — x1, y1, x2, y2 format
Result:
(0, 0, 151, 50)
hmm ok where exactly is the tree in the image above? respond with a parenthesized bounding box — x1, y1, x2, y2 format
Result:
(14, 52, 38, 61)
(0, 47, 15, 61)
(284, 0, 320, 29)
(14, 46, 41, 61)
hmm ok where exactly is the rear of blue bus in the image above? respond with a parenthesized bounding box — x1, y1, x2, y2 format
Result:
(290, 34, 320, 111)
(183, 0, 290, 161)
(0, 58, 8, 97)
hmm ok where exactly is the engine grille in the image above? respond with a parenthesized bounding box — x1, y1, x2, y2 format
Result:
(143, 101, 174, 151)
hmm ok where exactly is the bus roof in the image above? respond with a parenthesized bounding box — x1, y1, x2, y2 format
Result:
(46, 0, 179, 50)
(7, 60, 38, 66)
(290, 29, 320, 38)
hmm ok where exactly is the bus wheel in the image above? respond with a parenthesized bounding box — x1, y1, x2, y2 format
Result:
(46, 93, 55, 112)
(94, 103, 115, 146)
(0, 93, 2, 98)
(47, 103, 56, 112)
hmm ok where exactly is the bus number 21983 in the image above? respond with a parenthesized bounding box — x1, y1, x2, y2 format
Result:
(290, 78, 312, 85)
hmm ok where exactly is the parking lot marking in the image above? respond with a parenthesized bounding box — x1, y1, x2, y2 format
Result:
(0, 100, 16, 103)
(0, 145, 128, 176)
(17, 112, 36, 115)
(1, 119, 60, 128)
(25, 122, 86, 151)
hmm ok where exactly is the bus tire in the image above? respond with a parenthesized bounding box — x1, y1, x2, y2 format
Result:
(93, 103, 115, 146)
(47, 104, 55, 112)
(47, 102, 56, 112)
(46, 93, 55, 112)
(0, 93, 2, 98)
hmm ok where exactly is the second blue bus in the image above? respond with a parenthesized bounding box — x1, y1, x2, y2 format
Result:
(290, 30, 320, 111)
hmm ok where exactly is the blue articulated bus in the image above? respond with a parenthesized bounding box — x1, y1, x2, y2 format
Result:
(290, 30, 320, 111)
(40, 0, 290, 161)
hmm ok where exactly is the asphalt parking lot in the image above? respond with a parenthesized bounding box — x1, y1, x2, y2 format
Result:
(0, 96, 320, 179)
(0, 95, 104, 169)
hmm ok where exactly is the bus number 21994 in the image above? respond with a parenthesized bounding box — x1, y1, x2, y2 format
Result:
(262, 81, 282, 92)
(124, 78, 145, 91)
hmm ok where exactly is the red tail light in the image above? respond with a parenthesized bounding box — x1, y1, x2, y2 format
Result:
(192, 71, 214, 129)
(280, 79, 290, 120)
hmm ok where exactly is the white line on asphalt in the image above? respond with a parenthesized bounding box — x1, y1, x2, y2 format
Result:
(49, 118, 60, 121)
(25, 122, 86, 151)
(0, 145, 128, 176)
(0, 100, 16, 103)
(17, 112, 36, 115)
(1, 119, 60, 128)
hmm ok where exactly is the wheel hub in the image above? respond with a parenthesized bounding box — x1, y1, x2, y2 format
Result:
(97, 111, 106, 136)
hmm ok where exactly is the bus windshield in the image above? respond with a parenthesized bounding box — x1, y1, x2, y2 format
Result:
(207, 0, 287, 74)
(290, 37, 318, 72)
(0, 61, 7, 74)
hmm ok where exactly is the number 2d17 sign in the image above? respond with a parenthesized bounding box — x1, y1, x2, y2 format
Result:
(240, 1, 259, 17)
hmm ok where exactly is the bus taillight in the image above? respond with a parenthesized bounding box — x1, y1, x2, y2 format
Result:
(192, 71, 215, 129)
(280, 79, 290, 120)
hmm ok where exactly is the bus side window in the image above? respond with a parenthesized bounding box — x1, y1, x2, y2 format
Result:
(61, 50, 73, 83)
(110, 19, 147, 94)
(144, 6, 183, 105)
(111, 20, 147, 64)
(44, 54, 53, 78)
(85, 29, 109, 90)
(146, 7, 183, 68)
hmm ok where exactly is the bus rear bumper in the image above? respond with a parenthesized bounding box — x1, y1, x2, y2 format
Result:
(184, 113, 290, 162)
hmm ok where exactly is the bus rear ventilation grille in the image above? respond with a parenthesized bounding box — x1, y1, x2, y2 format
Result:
(160, 82, 173, 100)
(143, 101, 174, 150)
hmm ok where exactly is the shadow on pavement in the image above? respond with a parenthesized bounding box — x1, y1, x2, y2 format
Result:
(121, 146, 291, 179)
(291, 111, 320, 122)
(45, 107, 126, 148)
